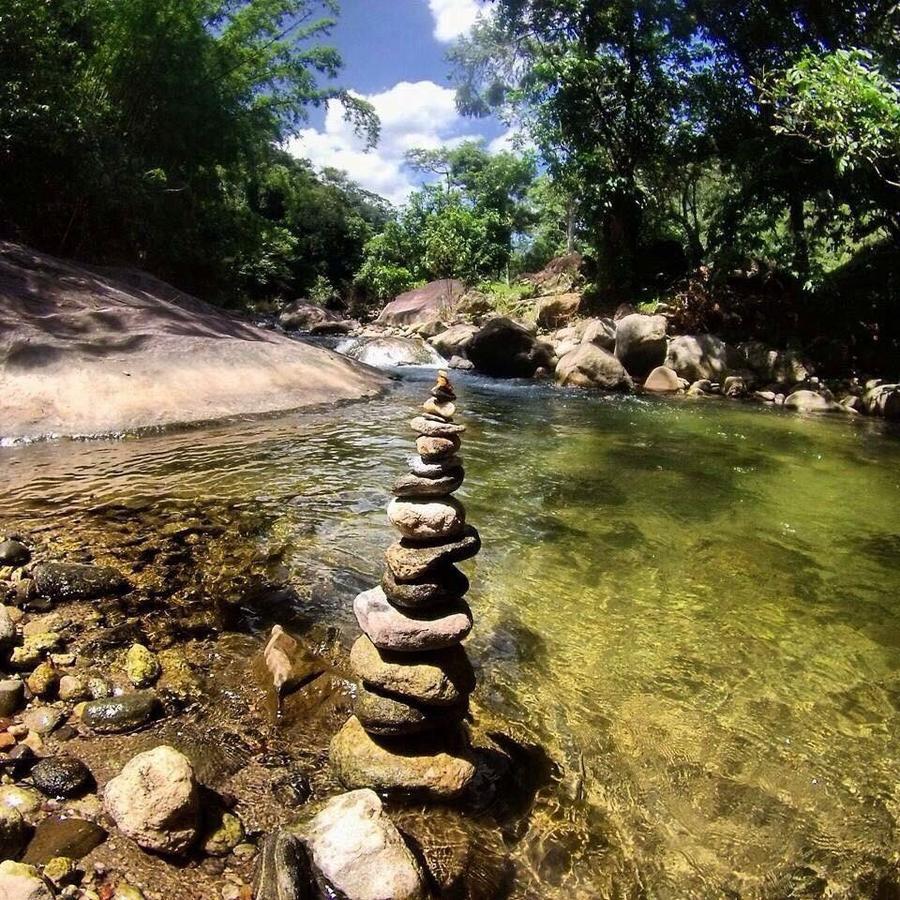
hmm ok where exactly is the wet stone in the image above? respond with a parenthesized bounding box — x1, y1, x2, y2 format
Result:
(0, 785, 42, 817)
(407, 454, 463, 478)
(354, 587, 472, 652)
(387, 497, 466, 541)
(32, 562, 130, 603)
(253, 829, 311, 900)
(384, 526, 481, 582)
(392, 469, 464, 499)
(0, 606, 15, 649)
(355, 685, 467, 736)
(381, 563, 469, 609)
(330, 716, 475, 800)
(22, 815, 107, 865)
(0, 679, 24, 717)
(22, 707, 65, 736)
(80, 691, 159, 733)
(0, 540, 31, 567)
(271, 771, 312, 808)
(350, 636, 475, 706)
(31, 755, 93, 798)
(0, 805, 27, 860)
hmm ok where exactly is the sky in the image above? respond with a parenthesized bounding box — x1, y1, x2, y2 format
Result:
(285, 0, 511, 206)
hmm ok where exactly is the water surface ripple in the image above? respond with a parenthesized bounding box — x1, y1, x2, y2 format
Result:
(3, 371, 900, 898)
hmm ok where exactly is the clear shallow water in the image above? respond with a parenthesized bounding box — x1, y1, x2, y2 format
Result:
(3, 372, 900, 898)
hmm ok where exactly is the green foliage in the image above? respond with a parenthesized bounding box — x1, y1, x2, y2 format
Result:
(764, 49, 900, 186)
(0, 0, 378, 302)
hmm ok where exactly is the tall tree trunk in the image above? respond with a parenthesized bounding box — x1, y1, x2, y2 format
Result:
(789, 191, 809, 281)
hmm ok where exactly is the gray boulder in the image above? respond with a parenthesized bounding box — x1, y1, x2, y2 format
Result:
(665, 334, 740, 382)
(737, 341, 810, 385)
(614, 314, 668, 376)
(863, 383, 900, 420)
(783, 390, 843, 414)
(429, 324, 478, 359)
(556, 344, 633, 391)
(466, 318, 554, 378)
(580, 317, 617, 352)
(279, 301, 348, 334)
(644, 365, 682, 393)
(299, 789, 425, 900)
(338, 336, 443, 368)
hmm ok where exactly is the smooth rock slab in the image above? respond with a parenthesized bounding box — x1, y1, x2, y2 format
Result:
(299, 789, 425, 900)
(392, 469, 463, 499)
(387, 497, 466, 541)
(409, 416, 465, 438)
(81, 691, 159, 733)
(407, 454, 463, 478)
(381, 563, 468, 609)
(354, 587, 472, 652)
(330, 716, 476, 800)
(384, 526, 481, 582)
(355, 685, 467, 736)
(416, 435, 460, 461)
(103, 745, 199, 856)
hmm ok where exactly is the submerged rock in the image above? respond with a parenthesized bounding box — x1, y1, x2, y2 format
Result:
(30, 755, 92, 798)
(0, 539, 31, 567)
(299, 789, 425, 900)
(330, 717, 475, 799)
(253, 829, 311, 900)
(22, 816, 106, 865)
(103, 745, 199, 856)
(32, 563, 130, 602)
(81, 691, 159, 733)
(0, 805, 28, 860)
(125, 643, 160, 687)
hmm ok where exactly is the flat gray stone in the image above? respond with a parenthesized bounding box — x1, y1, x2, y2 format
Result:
(354, 587, 472, 652)
(384, 526, 480, 582)
(355, 686, 466, 736)
(409, 417, 466, 438)
(408, 455, 463, 478)
(392, 469, 463, 499)
(381, 564, 468, 609)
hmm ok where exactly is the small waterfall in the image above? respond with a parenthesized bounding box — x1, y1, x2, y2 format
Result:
(335, 335, 445, 369)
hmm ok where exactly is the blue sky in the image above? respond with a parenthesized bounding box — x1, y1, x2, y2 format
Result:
(287, 0, 510, 205)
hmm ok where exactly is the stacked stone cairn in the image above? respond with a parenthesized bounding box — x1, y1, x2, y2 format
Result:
(330, 371, 480, 799)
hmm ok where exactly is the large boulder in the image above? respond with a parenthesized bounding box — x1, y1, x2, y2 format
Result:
(520, 253, 583, 295)
(580, 317, 617, 352)
(644, 365, 682, 393)
(737, 341, 811, 385)
(299, 790, 425, 900)
(103, 746, 200, 855)
(429, 324, 478, 360)
(535, 293, 582, 329)
(279, 301, 350, 334)
(664, 334, 740, 383)
(338, 336, 443, 369)
(377, 280, 464, 327)
(466, 318, 554, 378)
(614, 314, 668, 376)
(556, 344, 633, 391)
(783, 390, 843, 414)
(863, 383, 900, 420)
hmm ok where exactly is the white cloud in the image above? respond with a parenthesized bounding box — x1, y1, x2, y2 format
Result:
(424, 0, 489, 42)
(287, 80, 484, 206)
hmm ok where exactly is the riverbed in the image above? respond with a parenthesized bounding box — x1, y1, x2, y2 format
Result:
(3, 370, 900, 898)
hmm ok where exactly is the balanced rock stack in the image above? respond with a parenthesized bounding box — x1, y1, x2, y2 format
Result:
(330, 371, 480, 799)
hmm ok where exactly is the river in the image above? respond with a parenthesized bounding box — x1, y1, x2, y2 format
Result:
(3, 369, 900, 898)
